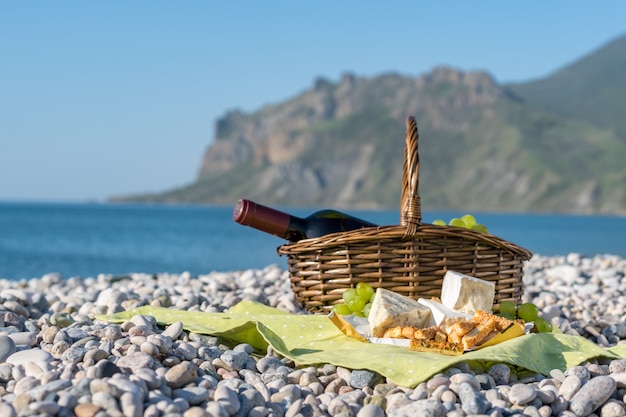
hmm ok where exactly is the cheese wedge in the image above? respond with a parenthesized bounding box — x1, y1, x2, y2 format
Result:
(440, 271, 495, 313)
(417, 298, 473, 332)
(368, 288, 431, 337)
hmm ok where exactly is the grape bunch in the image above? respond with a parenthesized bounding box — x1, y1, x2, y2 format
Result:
(333, 282, 375, 317)
(498, 301, 553, 333)
(432, 214, 488, 233)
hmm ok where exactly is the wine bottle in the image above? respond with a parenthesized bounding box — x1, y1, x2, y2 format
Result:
(233, 199, 377, 242)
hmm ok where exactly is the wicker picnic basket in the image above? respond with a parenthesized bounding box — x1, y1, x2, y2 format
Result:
(278, 116, 532, 313)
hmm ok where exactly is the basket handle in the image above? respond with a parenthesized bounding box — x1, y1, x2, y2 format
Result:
(400, 116, 421, 238)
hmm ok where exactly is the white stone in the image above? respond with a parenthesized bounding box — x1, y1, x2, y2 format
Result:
(6, 348, 53, 371)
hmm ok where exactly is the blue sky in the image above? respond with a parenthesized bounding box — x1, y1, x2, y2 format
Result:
(2, 2, 625, 202)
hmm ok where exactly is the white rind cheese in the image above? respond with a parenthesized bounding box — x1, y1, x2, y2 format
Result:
(417, 298, 473, 330)
(440, 271, 495, 313)
(368, 288, 431, 337)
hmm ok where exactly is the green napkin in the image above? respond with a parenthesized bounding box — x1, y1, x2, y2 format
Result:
(97, 300, 623, 388)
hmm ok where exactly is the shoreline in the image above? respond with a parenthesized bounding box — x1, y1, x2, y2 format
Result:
(0, 253, 625, 416)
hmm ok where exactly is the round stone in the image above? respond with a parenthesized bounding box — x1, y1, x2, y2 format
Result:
(559, 374, 582, 401)
(173, 387, 210, 405)
(220, 350, 248, 371)
(0, 335, 17, 362)
(357, 403, 385, 417)
(161, 321, 184, 340)
(389, 399, 447, 417)
(49, 312, 74, 328)
(599, 401, 626, 417)
(3, 300, 30, 317)
(569, 376, 616, 416)
(8, 332, 37, 347)
(426, 375, 450, 391)
(165, 361, 199, 389)
(257, 356, 283, 373)
(6, 348, 53, 371)
(508, 383, 537, 405)
(350, 369, 381, 389)
(74, 402, 103, 417)
(0, 403, 16, 417)
(457, 382, 488, 415)
(116, 352, 154, 373)
(214, 385, 241, 415)
(488, 364, 512, 385)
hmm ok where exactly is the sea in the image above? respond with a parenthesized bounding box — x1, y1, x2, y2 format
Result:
(1, 201, 625, 281)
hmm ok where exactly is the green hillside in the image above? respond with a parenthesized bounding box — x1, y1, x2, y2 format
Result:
(113, 35, 626, 214)
(508, 33, 626, 138)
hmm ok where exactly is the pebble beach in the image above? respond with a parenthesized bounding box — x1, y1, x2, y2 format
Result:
(1, 253, 626, 417)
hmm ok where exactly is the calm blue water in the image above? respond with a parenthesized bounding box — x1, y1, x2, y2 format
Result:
(1, 202, 625, 281)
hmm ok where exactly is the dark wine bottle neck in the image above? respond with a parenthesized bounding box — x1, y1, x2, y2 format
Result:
(234, 199, 377, 242)
(233, 199, 305, 240)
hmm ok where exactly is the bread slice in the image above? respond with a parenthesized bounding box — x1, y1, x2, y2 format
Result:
(462, 317, 496, 350)
(409, 338, 464, 356)
(413, 326, 447, 342)
(473, 310, 515, 332)
(382, 326, 421, 339)
(447, 320, 477, 344)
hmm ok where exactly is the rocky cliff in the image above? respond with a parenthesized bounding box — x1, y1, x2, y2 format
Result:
(115, 35, 626, 214)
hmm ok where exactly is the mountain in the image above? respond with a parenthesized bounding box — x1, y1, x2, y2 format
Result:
(508, 34, 626, 139)
(114, 34, 626, 214)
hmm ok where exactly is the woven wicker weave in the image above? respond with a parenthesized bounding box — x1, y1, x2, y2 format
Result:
(278, 116, 532, 313)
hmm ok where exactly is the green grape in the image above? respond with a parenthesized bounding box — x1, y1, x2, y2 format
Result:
(499, 300, 517, 316)
(534, 316, 553, 333)
(517, 302, 539, 322)
(497, 312, 516, 320)
(461, 214, 476, 228)
(471, 223, 488, 233)
(356, 282, 374, 300)
(352, 311, 366, 318)
(449, 218, 465, 228)
(363, 302, 372, 318)
(369, 291, 377, 303)
(433, 219, 446, 226)
(342, 288, 358, 303)
(346, 296, 367, 313)
(333, 303, 352, 316)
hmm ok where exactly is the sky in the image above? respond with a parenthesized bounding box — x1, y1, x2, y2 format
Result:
(1, 2, 625, 202)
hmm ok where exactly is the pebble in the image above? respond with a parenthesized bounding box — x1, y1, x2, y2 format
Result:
(389, 398, 447, 417)
(569, 376, 616, 416)
(0, 334, 16, 362)
(600, 401, 626, 417)
(489, 363, 511, 385)
(165, 361, 199, 388)
(509, 383, 537, 405)
(8, 331, 37, 347)
(6, 348, 53, 371)
(162, 321, 184, 340)
(0, 403, 16, 417)
(174, 387, 210, 405)
(1, 256, 626, 416)
(350, 369, 381, 388)
(357, 403, 385, 417)
(457, 382, 488, 415)
(74, 402, 102, 417)
(559, 374, 583, 400)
